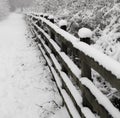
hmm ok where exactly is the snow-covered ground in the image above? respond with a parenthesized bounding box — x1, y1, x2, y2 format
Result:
(0, 13, 69, 118)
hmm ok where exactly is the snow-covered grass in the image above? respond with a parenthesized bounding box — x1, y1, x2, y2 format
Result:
(0, 13, 68, 118)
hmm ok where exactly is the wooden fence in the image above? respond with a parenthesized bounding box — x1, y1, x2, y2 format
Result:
(25, 13, 120, 118)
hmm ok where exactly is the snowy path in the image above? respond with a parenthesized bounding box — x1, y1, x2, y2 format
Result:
(0, 13, 69, 118)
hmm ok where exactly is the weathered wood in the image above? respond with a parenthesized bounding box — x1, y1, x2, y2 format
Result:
(49, 19, 54, 23)
(82, 85, 112, 118)
(79, 37, 92, 80)
(50, 29, 55, 40)
(81, 59, 92, 80)
(80, 37, 91, 45)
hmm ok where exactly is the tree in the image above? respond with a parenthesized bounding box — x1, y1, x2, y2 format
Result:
(9, 0, 33, 11)
(0, 0, 10, 20)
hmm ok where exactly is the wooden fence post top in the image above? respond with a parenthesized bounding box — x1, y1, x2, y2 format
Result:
(78, 27, 92, 38)
(48, 15, 54, 20)
(78, 28, 92, 79)
(78, 27, 92, 45)
(48, 15, 54, 23)
(59, 19, 67, 31)
(43, 14, 49, 19)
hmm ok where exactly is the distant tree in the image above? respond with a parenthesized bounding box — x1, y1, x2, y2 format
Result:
(0, 0, 10, 20)
(31, 0, 66, 13)
(9, 0, 33, 11)
(115, 0, 120, 3)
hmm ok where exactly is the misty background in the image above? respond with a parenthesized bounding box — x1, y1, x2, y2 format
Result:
(0, 0, 33, 20)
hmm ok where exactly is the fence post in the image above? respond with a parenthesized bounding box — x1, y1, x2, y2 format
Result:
(59, 20, 67, 54)
(47, 15, 55, 40)
(48, 15, 54, 23)
(58, 20, 69, 74)
(59, 19, 67, 31)
(78, 27, 92, 80)
(44, 14, 49, 19)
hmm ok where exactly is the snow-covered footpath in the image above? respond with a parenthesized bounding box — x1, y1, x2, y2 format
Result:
(0, 13, 69, 118)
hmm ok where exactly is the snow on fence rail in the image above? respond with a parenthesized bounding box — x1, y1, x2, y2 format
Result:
(25, 13, 120, 118)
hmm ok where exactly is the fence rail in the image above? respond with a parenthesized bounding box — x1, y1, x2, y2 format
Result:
(25, 13, 120, 118)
